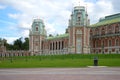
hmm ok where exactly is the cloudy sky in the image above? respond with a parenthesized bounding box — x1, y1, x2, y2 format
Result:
(0, 0, 120, 44)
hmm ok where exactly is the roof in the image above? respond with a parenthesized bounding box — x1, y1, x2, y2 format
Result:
(90, 13, 120, 27)
(46, 34, 69, 40)
(74, 6, 85, 10)
(33, 19, 43, 23)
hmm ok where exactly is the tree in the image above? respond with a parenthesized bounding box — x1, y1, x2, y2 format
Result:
(5, 37, 29, 50)
(23, 38, 29, 50)
(13, 37, 23, 50)
(49, 34, 53, 37)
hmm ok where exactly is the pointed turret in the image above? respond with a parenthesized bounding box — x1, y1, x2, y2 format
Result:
(68, 4, 90, 54)
(29, 19, 46, 55)
(69, 5, 89, 27)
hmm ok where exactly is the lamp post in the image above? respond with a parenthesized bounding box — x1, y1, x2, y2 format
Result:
(39, 50, 41, 61)
(10, 50, 13, 63)
(25, 51, 28, 62)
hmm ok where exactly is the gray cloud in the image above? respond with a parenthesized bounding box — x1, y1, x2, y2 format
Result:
(0, 0, 120, 43)
(111, 0, 120, 12)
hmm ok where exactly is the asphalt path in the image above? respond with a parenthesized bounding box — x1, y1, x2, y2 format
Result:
(0, 67, 120, 80)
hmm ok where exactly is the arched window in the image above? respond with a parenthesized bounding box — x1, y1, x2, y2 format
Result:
(36, 27, 38, 31)
(35, 43, 38, 46)
(97, 29, 99, 35)
(94, 28, 99, 36)
(108, 26, 112, 34)
(102, 40, 104, 46)
(115, 25, 119, 33)
(90, 29, 93, 35)
(78, 17, 80, 21)
(95, 40, 98, 47)
(104, 39, 107, 47)
(116, 39, 119, 46)
(101, 27, 105, 35)
(109, 40, 112, 47)
(95, 29, 97, 35)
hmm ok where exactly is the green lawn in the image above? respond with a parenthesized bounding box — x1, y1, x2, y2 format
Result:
(0, 54, 120, 68)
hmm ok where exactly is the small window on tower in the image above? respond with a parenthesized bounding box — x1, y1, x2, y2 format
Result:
(78, 17, 80, 21)
(36, 27, 38, 31)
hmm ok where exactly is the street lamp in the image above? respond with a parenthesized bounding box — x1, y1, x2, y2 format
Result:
(25, 51, 28, 62)
(39, 50, 41, 61)
(10, 50, 13, 63)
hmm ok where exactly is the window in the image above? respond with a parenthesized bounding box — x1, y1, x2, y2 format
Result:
(108, 26, 112, 34)
(101, 27, 105, 35)
(95, 28, 99, 35)
(95, 40, 98, 47)
(35, 42, 38, 46)
(90, 30, 93, 35)
(36, 27, 38, 31)
(102, 40, 104, 46)
(109, 40, 112, 46)
(115, 25, 119, 33)
(116, 39, 119, 46)
(78, 17, 80, 21)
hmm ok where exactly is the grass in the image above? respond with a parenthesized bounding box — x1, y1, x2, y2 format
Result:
(0, 54, 120, 68)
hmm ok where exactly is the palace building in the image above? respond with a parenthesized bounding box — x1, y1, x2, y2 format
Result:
(90, 13, 120, 54)
(29, 5, 120, 55)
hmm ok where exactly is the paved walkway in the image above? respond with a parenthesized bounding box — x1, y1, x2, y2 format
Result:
(0, 67, 120, 80)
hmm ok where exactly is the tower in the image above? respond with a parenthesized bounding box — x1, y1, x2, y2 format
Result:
(29, 19, 46, 55)
(68, 5, 90, 54)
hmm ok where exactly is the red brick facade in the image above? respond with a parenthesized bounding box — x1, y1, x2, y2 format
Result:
(90, 22, 120, 54)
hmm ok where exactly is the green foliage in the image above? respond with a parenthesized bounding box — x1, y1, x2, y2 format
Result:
(6, 37, 29, 50)
(14, 37, 23, 50)
(23, 38, 29, 50)
(0, 54, 120, 68)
